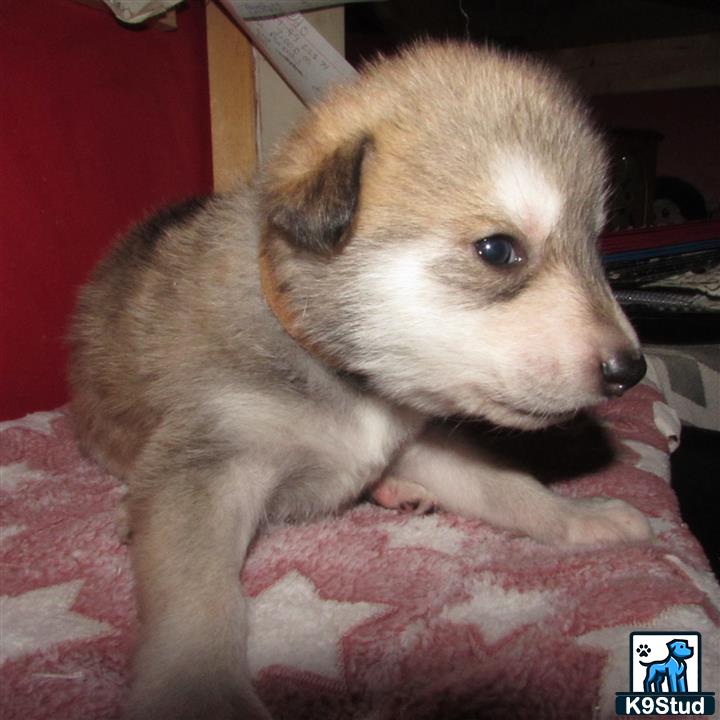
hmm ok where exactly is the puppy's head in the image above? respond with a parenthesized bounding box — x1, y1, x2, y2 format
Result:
(259, 42, 644, 429)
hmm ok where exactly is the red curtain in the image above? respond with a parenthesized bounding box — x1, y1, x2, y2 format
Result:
(0, 0, 214, 420)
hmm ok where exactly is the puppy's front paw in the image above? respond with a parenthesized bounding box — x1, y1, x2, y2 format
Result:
(371, 476, 438, 515)
(562, 497, 653, 545)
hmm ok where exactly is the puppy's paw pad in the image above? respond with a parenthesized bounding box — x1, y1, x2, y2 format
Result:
(563, 497, 653, 545)
(636, 644, 651, 658)
(371, 477, 437, 515)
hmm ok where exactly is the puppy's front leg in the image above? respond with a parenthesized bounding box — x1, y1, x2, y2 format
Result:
(125, 456, 275, 720)
(380, 425, 653, 545)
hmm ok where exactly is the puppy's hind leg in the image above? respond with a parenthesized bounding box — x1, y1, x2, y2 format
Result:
(125, 456, 275, 720)
(371, 477, 437, 515)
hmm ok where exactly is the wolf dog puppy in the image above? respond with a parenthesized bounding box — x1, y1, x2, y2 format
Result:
(70, 42, 651, 719)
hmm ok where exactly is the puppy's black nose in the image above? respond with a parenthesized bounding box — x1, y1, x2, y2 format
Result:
(601, 351, 647, 397)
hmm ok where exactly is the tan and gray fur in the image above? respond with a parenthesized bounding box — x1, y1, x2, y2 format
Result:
(69, 42, 651, 719)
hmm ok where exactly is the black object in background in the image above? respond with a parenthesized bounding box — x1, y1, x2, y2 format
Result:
(670, 426, 720, 580)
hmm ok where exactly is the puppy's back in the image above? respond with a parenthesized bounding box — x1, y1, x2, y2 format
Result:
(68, 192, 265, 476)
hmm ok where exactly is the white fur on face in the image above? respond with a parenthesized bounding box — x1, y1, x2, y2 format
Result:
(490, 150, 563, 241)
(349, 242, 633, 429)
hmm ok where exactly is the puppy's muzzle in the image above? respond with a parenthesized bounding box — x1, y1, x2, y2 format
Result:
(601, 351, 647, 397)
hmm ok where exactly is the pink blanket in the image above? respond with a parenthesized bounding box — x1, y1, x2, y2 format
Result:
(2, 383, 719, 719)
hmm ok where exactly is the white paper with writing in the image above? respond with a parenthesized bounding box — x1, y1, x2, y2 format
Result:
(219, 2, 359, 104)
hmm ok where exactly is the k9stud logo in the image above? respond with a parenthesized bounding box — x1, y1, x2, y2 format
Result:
(616, 631, 716, 715)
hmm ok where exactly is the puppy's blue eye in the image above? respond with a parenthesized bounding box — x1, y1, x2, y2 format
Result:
(474, 234, 520, 266)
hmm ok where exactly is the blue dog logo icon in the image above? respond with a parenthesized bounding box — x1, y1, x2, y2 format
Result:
(616, 631, 716, 715)
(640, 639, 693, 693)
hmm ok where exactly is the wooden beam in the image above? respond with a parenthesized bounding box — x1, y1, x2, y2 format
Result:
(544, 33, 720, 95)
(206, 2, 257, 191)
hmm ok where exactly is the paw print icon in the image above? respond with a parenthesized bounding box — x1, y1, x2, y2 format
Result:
(636, 643, 651, 658)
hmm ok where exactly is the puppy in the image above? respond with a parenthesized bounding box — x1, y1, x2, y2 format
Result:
(69, 42, 651, 719)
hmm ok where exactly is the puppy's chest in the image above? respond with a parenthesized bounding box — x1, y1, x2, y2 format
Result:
(270, 392, 421, 519)
(340, 395, 416, 472)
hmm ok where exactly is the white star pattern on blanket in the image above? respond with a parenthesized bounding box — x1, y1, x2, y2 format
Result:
(621, 439, 670, 480)
(0, 462, 50, 492)
(1, 525, 26, 543)
(247, 570, 388, 679)
(440, 575, 557, 644)
(0, 581, 113, 664)
(665, 554, 720, 612)
(652, 401, 680, 452)
(647, 516, 676, 535)
(383, 514, 469, 555)
(0, 411, 57, 435)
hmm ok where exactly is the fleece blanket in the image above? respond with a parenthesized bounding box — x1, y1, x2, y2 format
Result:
(1, 381, 719, 720)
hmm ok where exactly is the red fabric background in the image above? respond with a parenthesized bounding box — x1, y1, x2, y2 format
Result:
(0, 0, 213, 420)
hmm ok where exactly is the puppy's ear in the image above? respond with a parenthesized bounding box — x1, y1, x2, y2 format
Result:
(262, 134, 373, 253)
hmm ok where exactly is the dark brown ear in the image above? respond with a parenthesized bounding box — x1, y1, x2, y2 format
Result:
(262, 134, 373, 253)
